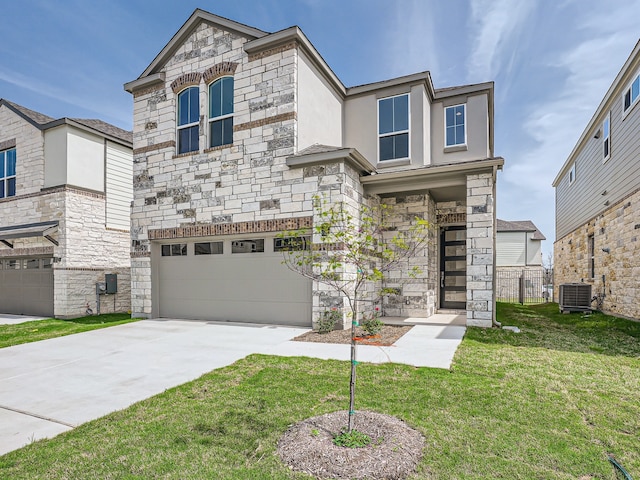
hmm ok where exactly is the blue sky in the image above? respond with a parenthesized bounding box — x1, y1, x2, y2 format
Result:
(1, 0, 639, 260)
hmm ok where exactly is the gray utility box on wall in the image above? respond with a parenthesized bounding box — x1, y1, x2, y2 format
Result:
(105, 274, 118, 294)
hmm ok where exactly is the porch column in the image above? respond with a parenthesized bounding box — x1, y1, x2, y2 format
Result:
(466, 172, 496, 327)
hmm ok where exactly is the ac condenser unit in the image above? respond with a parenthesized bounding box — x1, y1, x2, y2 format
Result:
(559, 283, 592, 313)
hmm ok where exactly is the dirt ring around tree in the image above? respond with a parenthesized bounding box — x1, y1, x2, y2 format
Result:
(277, 410, 425, 480)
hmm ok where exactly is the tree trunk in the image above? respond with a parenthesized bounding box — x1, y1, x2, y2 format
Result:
(347, 302, 357, 432)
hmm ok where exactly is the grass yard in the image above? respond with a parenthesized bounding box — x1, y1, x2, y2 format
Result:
(0, 314, 137, 349)
(0, 303, 638, 479)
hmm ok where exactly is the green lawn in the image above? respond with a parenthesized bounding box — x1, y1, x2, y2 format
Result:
(0, 314, 137, 349)
(0, 303, 638, 479)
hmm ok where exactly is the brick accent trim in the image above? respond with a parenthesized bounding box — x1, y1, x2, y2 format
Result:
(170, 72, 203, 93)
(203, 62, 238, 84)
(106, 227, 130, 234)
(234, 112, 296, 132)
(437, 213, 466, 224)
(0, 246, 54, 257)
(0, 138, 16, 151)
(148, 216, 313, 240)
(0, 184, 104, 204)
(248, 42, 297, 62)
(133, 141, 176, 155)
(133, 85, 165, 99)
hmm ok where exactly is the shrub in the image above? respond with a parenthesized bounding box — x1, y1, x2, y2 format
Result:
(316, 308, 341, 333)
(361, 307, 383, 336)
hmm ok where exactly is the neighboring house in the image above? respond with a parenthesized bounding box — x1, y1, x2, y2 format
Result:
(124, 9, 504, 328)
(496, 219, 546, 301)
(552, 39, 640, 319)
(0, 99, 133, 317)
(497, 219, 545, 270)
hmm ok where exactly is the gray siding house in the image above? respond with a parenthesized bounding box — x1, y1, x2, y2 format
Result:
(0, 99, 133, 317)
(124, 9, 504, 328)
(553, 39, 640, 319)
(496, 219, 546, 302)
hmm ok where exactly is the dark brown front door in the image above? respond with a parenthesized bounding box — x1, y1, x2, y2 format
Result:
(440, 226, 466, 309)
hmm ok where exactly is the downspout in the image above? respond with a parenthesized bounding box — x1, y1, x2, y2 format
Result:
(492, 165, 501, 328)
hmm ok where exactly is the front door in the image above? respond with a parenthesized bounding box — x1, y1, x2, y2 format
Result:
(440, 226, 466, 309)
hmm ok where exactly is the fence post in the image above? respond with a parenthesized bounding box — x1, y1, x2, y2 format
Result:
(519, 274, 524, 304)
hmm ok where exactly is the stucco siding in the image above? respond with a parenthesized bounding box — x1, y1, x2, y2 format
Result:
(431, 93, 490, 164)
(297, 50, 343, 151)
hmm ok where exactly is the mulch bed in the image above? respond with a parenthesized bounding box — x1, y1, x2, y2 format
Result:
(293, 325, 412, 346)
(277, 410, 425, 480)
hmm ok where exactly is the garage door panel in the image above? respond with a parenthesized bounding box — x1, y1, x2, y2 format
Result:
(157, 242, 312, 326)
(0, 267, 54, 316)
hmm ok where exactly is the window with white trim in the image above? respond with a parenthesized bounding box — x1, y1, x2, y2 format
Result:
(445, 104, 466, 147)
(602, 113, 610, 161)
(0, 147, 16, 198)
(177, 87, 199, 154)
(623, 71, 639, 114)
(209, 76, 234, 148)
(569, 163, 576, 185)
(378, 94, 409, 161)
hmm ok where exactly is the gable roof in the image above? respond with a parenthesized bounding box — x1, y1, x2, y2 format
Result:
(0, 99, 132, 147)
(497, 219, 546, 240)
(1, 99, 54, 126)
(138, 8, 267, 80)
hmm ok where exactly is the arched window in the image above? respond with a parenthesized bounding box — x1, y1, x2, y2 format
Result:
(177, 86, 199, 154)
(209, 76, 234, 148)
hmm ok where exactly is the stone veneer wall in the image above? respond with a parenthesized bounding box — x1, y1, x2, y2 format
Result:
(466, 173, 496, 327)
(0, 105, 46, 196)
(55, 189, 131, 317)
(130, 22, 302, 318)
(554, 188, 640, 320)
(379, 193, 437, 318)
(0, 187, 131, 317)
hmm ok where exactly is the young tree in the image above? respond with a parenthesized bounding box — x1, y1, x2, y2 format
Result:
(280, 195, 431, 432)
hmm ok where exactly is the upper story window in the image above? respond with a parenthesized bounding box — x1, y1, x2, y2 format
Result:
(623, 71, 639, 115)
(209, 76, 234, 148)
(568, 163, 576, 185)
(0, 148, 16, 198)
(445, 104, 466, 147)
(602, 113, 610, 161)
(177, 87, 200, 154)
(378, 94, 409, 161)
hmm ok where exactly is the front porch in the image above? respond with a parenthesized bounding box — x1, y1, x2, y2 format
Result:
(382, 310, 466, 327)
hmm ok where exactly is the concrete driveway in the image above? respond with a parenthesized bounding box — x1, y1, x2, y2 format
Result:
(0, 317, 464, 456)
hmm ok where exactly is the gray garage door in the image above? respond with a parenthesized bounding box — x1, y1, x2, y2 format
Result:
(156, 236, 312, 326)
(0, 258, 54, 316)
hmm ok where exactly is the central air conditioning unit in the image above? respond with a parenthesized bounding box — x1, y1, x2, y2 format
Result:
(559, 283, 592, 313)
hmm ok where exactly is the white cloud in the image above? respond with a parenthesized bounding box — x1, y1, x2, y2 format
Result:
(498, 0, 640, 254)
(384, 0, 440, 79)
(467, 0, 534, 82)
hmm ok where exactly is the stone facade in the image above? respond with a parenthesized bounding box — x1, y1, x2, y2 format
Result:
(125, 10, 502, 327)
(554, 188, 640, 320)
(466, 173, 496, 327)
(0, 101, 132, 318)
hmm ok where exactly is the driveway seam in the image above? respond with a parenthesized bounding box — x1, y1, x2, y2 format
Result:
(0, 404, 75, 428)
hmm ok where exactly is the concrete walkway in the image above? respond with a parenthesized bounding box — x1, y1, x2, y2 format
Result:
(0, 314, 48, 325)
(0, 317, 464, 456)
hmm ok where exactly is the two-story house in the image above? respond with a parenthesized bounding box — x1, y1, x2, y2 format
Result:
(0, 99, 133, 317)
(553, 39, 640, 319)
(124, 9, 503, 328)
(496, 219, 546, 302)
